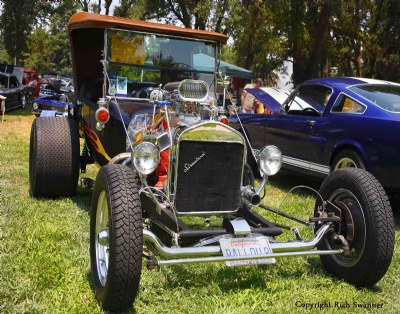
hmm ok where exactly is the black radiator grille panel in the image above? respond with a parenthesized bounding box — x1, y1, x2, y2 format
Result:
(175, 141, 244, 213)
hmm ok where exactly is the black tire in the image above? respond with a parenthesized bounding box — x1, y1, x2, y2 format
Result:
(331, 149, 365, 171)
(90, 164, 143, 312)
(316, 168, 394, 287)
(29, 117, 80, 198)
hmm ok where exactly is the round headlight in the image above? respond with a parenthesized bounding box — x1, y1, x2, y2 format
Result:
(33, 102, 39, 110)
(259, 145, 282, 176)
(132, 142, 160, 175)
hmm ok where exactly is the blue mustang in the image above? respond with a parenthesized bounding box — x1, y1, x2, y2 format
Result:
(229, 77, 400, 193)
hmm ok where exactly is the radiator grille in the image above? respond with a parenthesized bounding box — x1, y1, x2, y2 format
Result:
(175, 141, 244, 214)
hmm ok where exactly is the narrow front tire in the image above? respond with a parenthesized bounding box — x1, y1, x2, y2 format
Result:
(90, 164, 143, 312)
(316, 168, 394, 287)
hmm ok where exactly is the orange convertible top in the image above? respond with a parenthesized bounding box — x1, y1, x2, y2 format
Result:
(68, 12, 228, 44)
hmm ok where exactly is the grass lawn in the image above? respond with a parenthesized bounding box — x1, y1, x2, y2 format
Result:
(0, 106, 399, 313)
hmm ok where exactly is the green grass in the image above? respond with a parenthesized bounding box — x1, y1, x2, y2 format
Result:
(0, 106, 399, 313)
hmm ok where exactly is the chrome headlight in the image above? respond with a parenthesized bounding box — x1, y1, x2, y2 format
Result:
(33, 102, 39, 110)
(132, 142, 160, 175)
(259, 145, 282, 176)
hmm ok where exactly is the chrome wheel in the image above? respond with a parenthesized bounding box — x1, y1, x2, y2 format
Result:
(334, 157, 358, 170)
(95, 190, 109, 287)
(21, 95, 26, 109)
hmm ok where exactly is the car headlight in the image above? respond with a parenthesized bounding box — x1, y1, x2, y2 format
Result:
(259, 145, 282, 176)
(33, 102, 39, 110)
(132, 142, 160, 175)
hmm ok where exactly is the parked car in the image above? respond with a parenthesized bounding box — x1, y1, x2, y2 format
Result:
(28, 13, 394, 312)
(32, 73, 74, 117)
(230, 77, 400, 194)
(0, 72, 27, 111)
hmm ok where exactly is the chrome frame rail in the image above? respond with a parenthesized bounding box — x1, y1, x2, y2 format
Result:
(156, 249, 343, 266)
(143, 224, 341, 266)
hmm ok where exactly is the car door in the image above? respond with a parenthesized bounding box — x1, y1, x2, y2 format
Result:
(264, 84, 332, 176)
(8, 76, 20, 108)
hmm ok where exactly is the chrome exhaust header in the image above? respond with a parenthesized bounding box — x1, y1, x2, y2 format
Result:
(143, 224, 341, 266)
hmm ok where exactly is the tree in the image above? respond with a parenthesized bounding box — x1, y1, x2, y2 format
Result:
(363, 0, 400, 81)
(117, 0, 231, 32)
(24, 28, 54, 73)
(23, 1, 79, 73)
(0, 0, 37, 65)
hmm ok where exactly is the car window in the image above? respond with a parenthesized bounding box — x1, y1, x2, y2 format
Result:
(349, 84, 400, 113)
(9, 76, 19, 88)
(286, 85, 332, 115)
(0, 75, 8, 88)
(331, 95, 366, 114)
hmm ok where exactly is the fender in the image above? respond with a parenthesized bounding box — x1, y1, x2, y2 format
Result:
(330, 139, 371, 169)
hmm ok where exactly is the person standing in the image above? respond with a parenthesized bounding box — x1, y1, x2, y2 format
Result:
(241, 78, 263, 113)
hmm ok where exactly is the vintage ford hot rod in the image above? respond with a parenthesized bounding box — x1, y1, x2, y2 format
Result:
(28, 12, 394, 312)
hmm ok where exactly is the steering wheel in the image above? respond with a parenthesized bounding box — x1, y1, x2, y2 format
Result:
(133, 87, 154, 98)
(302, 107, 321, 116)
(173, 63, 194, 71)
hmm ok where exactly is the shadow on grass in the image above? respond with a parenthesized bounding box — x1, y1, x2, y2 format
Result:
(70, 186, 93, 214)
(4, 102, 35, 117)
(269, 170, 323, 195)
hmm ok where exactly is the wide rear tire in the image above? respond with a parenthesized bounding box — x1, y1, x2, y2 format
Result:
(316, 168, 394, 287)
(29, 117, 80, 198)
(90, 164, 143, 312)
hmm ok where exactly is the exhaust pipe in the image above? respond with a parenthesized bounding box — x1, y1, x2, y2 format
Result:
(241, 185, 261, 205)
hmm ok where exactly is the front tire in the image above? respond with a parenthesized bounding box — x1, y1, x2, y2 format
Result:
(29, 117, 79, 198)
(90, 164, 143, 312)
(316, 168, 394, 287)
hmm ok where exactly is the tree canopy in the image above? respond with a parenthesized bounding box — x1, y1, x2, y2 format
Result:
(0, 0, 399, 86)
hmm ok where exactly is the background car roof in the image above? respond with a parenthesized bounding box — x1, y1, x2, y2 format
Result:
(303, 77, 400, 88)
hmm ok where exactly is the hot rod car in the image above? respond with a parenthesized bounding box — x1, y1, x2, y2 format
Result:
(28, 12, 394, 312)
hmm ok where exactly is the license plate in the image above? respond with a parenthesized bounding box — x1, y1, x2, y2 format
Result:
(219, 237, 276, 267)
(40, 110, 57, 117)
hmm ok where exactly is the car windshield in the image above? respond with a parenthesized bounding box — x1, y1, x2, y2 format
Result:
(349, 84, 400, 113)
(106, 29, 217, 98)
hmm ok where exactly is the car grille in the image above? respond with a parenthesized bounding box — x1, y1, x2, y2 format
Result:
(174, 141, 244, 214)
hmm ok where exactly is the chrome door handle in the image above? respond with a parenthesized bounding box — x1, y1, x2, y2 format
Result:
(306, 120, 316, 127)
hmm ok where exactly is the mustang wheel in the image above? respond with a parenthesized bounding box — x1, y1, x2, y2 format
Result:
(316, 168, 394, 287)
(332, 149, 365, 171)
(90, 164, 143, 312)
(29, 117, 79, 198)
